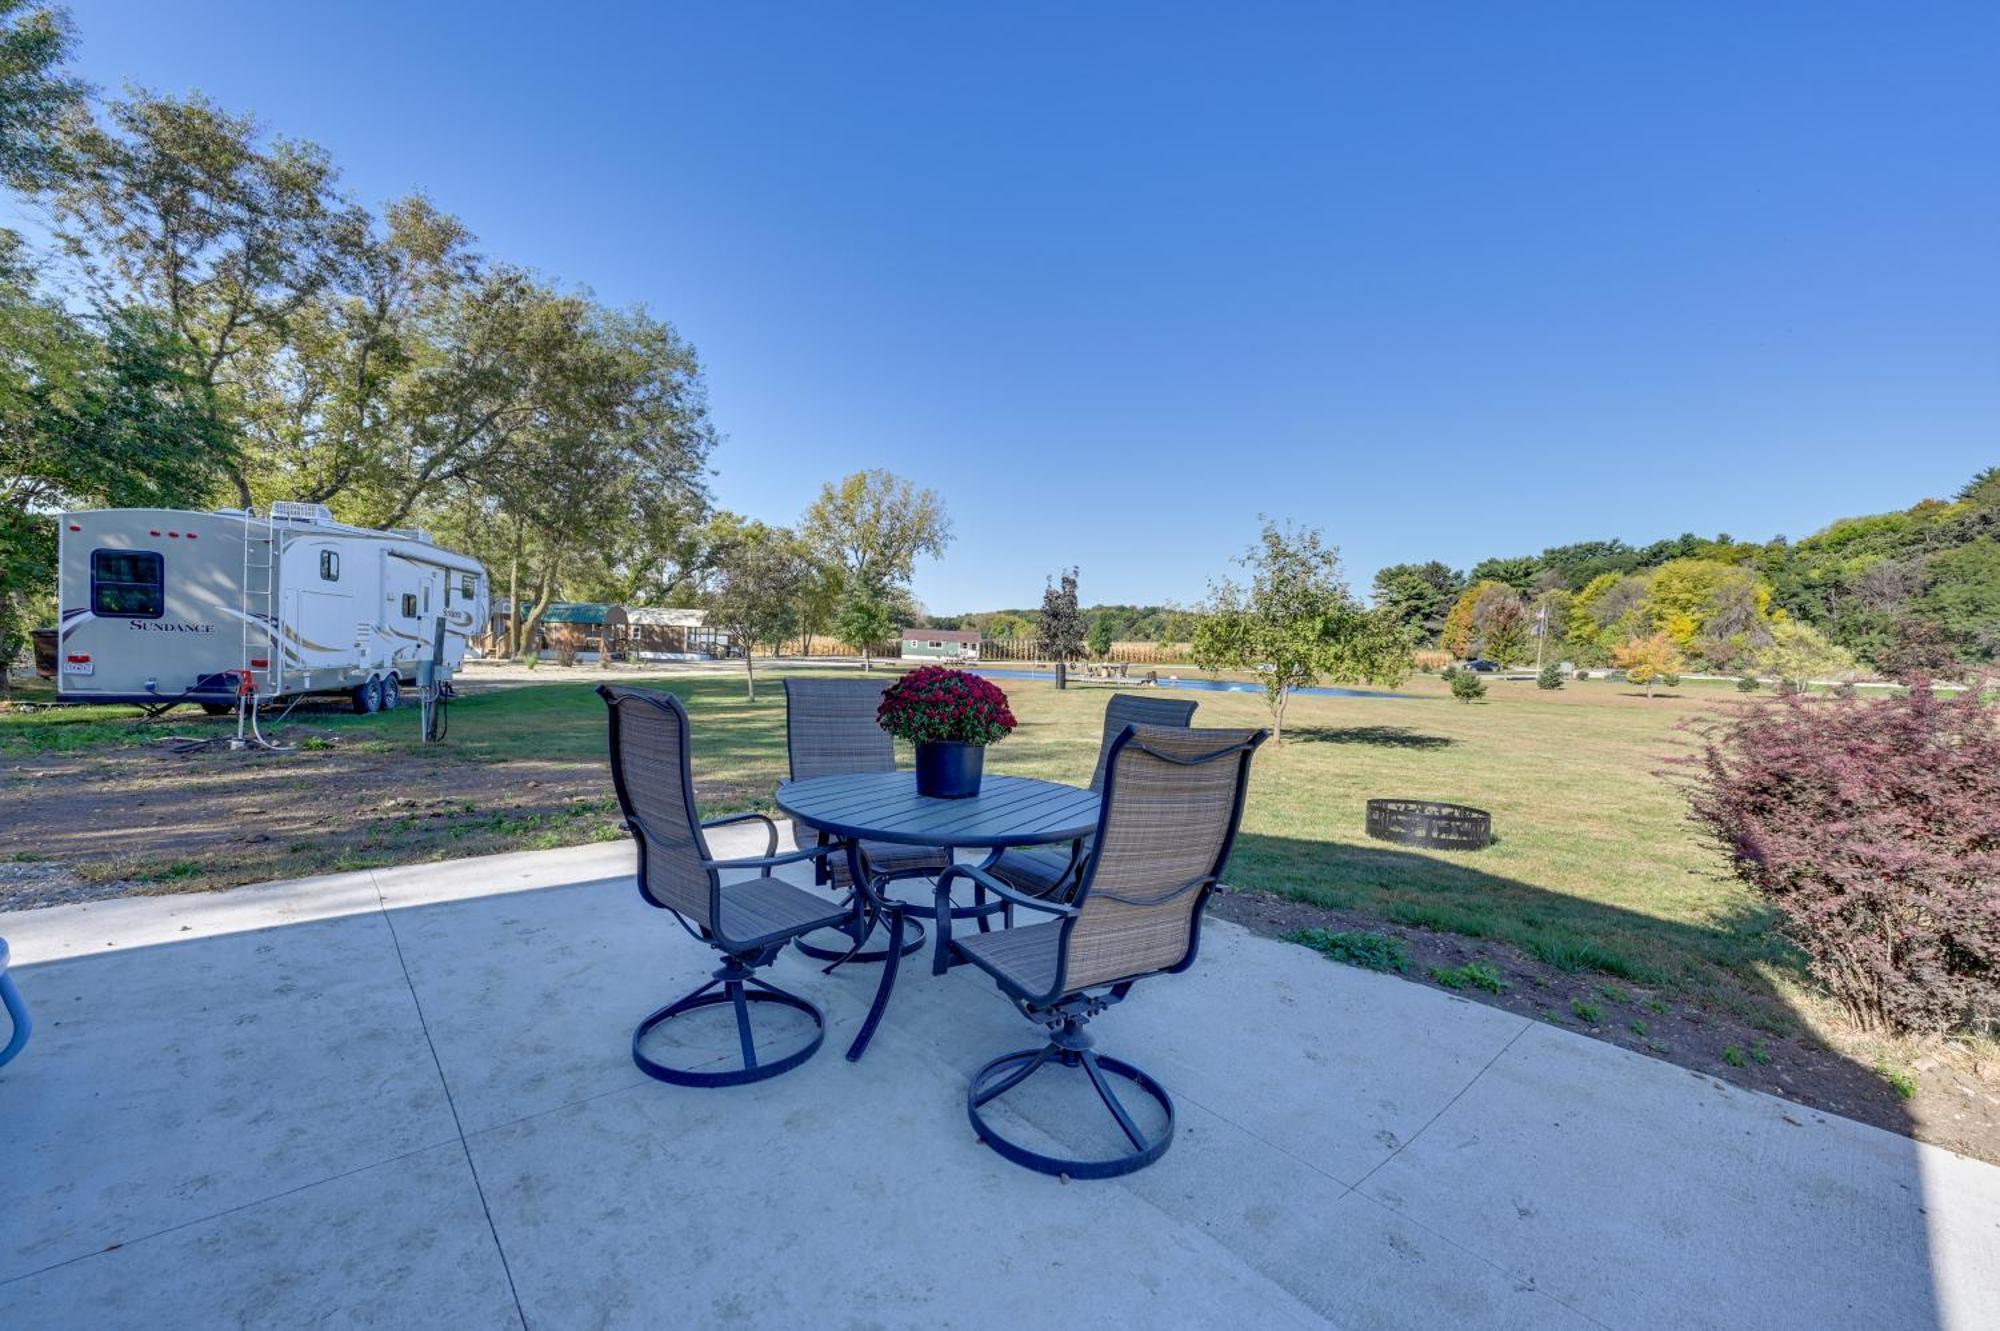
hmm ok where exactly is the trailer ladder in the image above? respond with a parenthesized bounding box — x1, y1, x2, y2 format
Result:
(236, 508, 281, 736)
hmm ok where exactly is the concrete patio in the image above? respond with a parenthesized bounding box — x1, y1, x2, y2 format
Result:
(2, 831, 1995, 1329)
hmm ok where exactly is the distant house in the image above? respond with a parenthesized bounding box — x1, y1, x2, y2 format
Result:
(900, 627, 980, 662)
(627, 607, 726, 660)
(534, 603, 628, 659)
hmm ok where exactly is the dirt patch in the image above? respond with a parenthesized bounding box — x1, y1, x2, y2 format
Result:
(1211, 887, 2000, 1166)
(0, 734, 622, 905)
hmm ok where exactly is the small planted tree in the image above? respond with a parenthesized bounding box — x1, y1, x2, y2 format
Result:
(1087, 615, 1115, 661)
(1450, 670, 1487, 704)
(1192, 518, 1409, 741)
(1536, 662, 1562, 690)
(1613, 633, 1686, 698)
(835, 577, 895, 672)
(1037, 568, 1086, 689)
(707, 523, 804, 699)
(1685, 681, 2000, 1035)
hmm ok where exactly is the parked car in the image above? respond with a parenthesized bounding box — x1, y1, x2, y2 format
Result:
(1461, 659, 1501, 672)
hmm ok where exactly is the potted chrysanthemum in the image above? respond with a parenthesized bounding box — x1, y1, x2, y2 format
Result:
(877, 665, 1017, 798)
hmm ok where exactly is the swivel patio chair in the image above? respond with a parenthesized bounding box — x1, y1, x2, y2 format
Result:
(783, 677, 953, 963)
(931, 722, 1267, 1178)
(0, 938, 29, 1068)
(983, 692, 1198, 904)
(600, 685, 856, 1087)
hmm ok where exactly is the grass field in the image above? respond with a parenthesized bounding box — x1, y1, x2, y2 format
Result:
(3, 668, 1782, 1000)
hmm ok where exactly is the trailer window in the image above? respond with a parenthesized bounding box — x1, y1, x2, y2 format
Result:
(461, 573, 475, 600)
(319, 550, 340, 582)
(90, 550, 164, 618)
(401, 593, 418, 618)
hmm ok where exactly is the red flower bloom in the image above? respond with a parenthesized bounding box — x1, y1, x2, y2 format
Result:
(877, 666, 1017, 747)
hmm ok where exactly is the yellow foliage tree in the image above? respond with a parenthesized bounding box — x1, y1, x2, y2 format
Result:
(1440, 579, 1508, 658)
(1612, 632, 1686, 698)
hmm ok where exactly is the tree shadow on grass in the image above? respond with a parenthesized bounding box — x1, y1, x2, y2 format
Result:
(1285, 724, 1456, 750)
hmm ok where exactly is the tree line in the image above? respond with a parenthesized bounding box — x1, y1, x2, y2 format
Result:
(0, 6, 959, 696)
(1371, 467, 1998, 680)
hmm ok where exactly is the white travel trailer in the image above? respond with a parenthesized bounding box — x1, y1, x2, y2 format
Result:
(56, 502, 489, 714)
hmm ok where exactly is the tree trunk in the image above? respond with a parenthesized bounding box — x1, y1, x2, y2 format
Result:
(0, 572, 14, 699)
(861, 645, 871, 672)
(516, 561, 559, 659)
(1056, 658, 1067, 690)
(1272, 688, 1288, 744)
(505, 520, 523, 656)
(744, 648, 756, 700)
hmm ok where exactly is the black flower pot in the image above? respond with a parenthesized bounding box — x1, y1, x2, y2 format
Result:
(915, 741, 985, 799)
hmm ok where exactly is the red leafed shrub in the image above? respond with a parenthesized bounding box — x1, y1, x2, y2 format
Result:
(877, 666, 1017, 747)
(1684, 680, 2000, 1035)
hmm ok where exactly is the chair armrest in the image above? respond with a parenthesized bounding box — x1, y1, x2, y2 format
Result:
(931, 863, 1076, 977)
(700, 810, 779, 859)
(948, 862, 1078, 918)
(703, 841, 838, 874)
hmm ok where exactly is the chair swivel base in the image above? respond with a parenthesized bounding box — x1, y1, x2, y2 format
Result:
(632, 969, 824, 1088)
(967, 1044, 1175, 1179)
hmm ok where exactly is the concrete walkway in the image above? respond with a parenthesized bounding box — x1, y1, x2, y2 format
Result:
(2, 836, 1995, 1329)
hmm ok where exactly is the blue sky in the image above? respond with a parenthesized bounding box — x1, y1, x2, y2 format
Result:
(49, 2, 2000, 612)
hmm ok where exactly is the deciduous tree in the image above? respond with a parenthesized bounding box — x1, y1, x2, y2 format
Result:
(1192, 519, 1408, 741)
(1612, 633, 1685, 698)
(1036, 567, 1085, 688)
(706, 521, 804, 699)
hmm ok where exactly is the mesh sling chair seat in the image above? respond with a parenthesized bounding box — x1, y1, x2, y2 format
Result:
(983, 693, 1199, 903)
(931, 722, 1267, 1179)
(783, 677, 956, 964)
(599, 685, 857, 1088)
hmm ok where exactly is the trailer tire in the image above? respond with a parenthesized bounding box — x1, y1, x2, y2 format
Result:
(200, 702, 235, 717)
(380, 674, 402, 710)
(352, 676, 383, 715)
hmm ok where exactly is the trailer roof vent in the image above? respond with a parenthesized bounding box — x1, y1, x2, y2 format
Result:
(386, 527, 435, 545)
(269, 501, 335, 525)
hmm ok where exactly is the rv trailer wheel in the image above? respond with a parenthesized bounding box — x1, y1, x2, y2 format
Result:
(352, 677, 383, 715)
(200, 702, 235, 717)
(380, 675, 402, 710)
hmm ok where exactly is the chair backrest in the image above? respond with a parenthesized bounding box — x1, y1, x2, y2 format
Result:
(599, 685, 716, 927)
(1088, 693, 1199, 791)
(785, 677, 896, 780)
(1060, 723, 1267, 993)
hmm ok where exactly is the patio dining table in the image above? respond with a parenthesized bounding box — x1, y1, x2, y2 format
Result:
(775, 772, 1099, 1062)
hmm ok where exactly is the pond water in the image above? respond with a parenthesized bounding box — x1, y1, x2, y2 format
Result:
(969, 668, 1410, 700)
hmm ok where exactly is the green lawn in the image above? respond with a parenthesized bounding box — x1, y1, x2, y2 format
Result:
(2, 668, 1791, 1015)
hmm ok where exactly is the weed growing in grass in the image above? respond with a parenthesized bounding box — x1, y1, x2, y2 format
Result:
(1570, 998, 1604, 1023)
(1430, 960, 1508, 993)
(1598, 983, 1628, 1004)
(1284, 928, 1410, 973)
(1628, 1020, 1650, 1037)
(1722, 1044, 1747, 1067)
(1644, 998, 1671, 1015)
(1876, 1061, 1918, 1099)
(1749, 1043, 1772, 1065)
(300, 736, 335, 752)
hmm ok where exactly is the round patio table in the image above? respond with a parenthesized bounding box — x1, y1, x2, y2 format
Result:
(775, 772, 1099, 1061)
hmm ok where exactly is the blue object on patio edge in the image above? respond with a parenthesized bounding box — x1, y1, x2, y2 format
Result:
(0, 938, 29, 1068)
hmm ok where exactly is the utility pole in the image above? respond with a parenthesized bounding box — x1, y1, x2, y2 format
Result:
(1534, 601, 1549, 672)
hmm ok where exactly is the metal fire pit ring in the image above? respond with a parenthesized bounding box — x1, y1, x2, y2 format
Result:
(1365, 799, 1493, 851)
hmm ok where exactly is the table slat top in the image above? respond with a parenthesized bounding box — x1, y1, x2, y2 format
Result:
(775, 773, 1098, 849)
